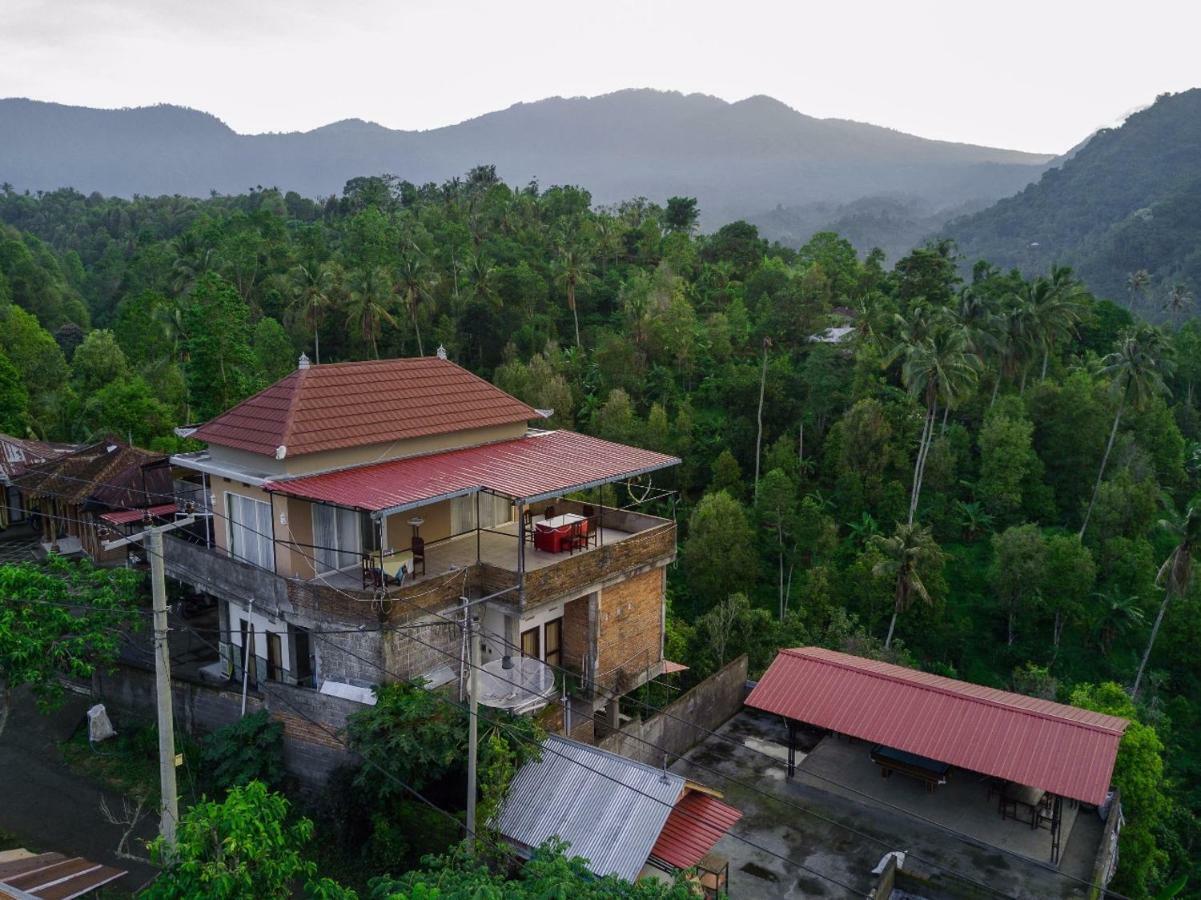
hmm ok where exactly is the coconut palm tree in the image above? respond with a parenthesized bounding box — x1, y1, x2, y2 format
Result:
(345, 266, 398, 360)
(1163, 283, 1194, 329)
(893, 320, 981, 524)
(552, 238, 595, 349)
(1089, 586, 1145, 654)
(1029, 267, 1085, 379)
(1132, 507, 1200, 698)
(1080, 325, 1173, 538)
(285, 262, 339, 364)
(394, 249, 437, 356)
(871, 522, 941, 649)
(996, 289, 1040, 396)
(1126, 269, 1151, 313)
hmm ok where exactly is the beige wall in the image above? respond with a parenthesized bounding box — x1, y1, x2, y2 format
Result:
(207, 422, 529, 478)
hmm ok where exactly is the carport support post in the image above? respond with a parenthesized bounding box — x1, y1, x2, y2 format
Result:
(787, 720, 797, 779)
(465, 616, 480, 849)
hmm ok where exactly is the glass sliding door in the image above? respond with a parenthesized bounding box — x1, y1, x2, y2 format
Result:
(313, 503, 363, 573)
(226, 492, 274, 571)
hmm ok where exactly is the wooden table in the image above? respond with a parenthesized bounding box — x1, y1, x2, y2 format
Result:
(1000, 782, 1047, 828)
(870, 745, 950, 792)
(363, 549, 413, 586)
(534, 513, 587, 553)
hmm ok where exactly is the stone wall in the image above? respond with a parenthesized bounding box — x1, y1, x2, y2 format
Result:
(522, 522, 676, 608)
(596, 655, 749, 766)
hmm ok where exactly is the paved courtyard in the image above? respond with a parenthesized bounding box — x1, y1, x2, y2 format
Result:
(669, 708, 1104, 899)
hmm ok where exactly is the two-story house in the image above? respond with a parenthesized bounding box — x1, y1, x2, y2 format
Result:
(168, 353, 679, 740)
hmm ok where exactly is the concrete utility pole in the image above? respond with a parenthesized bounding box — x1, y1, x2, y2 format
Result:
(104, 515, 193, 849)
(465, 615, 481, 849)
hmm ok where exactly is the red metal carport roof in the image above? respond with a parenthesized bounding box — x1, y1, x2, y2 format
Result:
(746, 647, 1128, 805)
(651, 791, 742, 870)
(265, 430, 679, 514)
(98, 503, 179, 526)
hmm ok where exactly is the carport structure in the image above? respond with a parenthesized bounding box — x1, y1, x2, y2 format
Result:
(747, 647, 1129, 864)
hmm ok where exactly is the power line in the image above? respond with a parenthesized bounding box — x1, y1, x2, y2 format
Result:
(15, 489, 1121, 897)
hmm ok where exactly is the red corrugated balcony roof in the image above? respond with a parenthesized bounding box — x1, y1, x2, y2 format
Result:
(265, 430, 679, 514)
(651, 791, 742, 871)
(746, 647, 1128, 805)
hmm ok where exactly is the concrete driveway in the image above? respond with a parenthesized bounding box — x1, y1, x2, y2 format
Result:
(669, 708, 1098, 899)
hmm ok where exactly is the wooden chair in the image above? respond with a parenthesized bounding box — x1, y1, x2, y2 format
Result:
(410, 536, 426, 577)
(523, 509, 537, 546)
(544, 505, 556, 521)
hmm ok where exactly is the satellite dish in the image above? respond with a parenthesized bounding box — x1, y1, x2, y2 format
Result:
(473, 656, 556, 713)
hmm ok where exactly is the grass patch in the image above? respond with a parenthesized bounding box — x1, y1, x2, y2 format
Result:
(60, 720, 202, 806)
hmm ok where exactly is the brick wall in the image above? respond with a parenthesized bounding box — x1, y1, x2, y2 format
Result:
(561, 593, 592, 675)
(595, 568, 665, 693)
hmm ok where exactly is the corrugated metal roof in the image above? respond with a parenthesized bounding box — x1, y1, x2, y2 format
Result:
(746, 647, 1128, 805)
(13, 441, 169, 509)
(265, 430, 679, 513)
(496, 735, 684, 882)
(0, 849, 126, 898)
(191, 357, 538, 457)
(0, 433, 77, 483)
(650, 791, 742, 870)
(98, 503, 180, 526)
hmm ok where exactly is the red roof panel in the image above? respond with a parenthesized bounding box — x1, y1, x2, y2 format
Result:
(99, 503, 180, 526)
(191, 357, 538, 457)
(651, 791, 742, 870)
(746, 648, 1127, 805)
(265, 430, 679, 512)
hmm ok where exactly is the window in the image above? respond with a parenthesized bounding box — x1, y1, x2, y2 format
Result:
(226, 492, 273, 571)
(313, 504, 362, 573)
(521, 626, 540, 660)
(451, 493, 513, 535)
(544, 617, 562, 669)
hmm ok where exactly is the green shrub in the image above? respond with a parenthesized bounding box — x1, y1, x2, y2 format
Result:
(199, 710, 285, 794)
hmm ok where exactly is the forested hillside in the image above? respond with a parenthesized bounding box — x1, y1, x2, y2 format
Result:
(947, 89, 1201, 317)
(0, 90, 1051, 237)
(0, 173, 1198, 896)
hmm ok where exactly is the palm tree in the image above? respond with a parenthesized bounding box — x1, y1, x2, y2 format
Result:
(345, 267, 398, 360)
(285, 262, 339, 364)
(1028, 267, 1085, 379)
(893, 320, 981, 524)
(996, 289, 1040, 397)
(394, 249, 437, 356)
(871, 522, 941, 649)
(1164, 283, 1194, 329)
(1080, 326, 1173, 538)
(552, 239, 595, 349)
(1089, 586, 1145, 654)
(1126, 269, 1151, 313)
(1132, 507, 1200, 698)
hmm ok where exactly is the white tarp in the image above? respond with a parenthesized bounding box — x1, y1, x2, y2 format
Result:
(319, 680, 378, 705)
(87, 704, 116, 743)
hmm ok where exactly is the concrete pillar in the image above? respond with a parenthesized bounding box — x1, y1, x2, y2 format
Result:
(607, 695, 620, 732)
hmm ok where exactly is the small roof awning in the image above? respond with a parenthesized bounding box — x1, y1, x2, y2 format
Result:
(98, 503, 180, 526)
(265, 430, 679, 517)
(662, 660, 689, 675)
(0, 848, 126, 898)
(651, 791, 742, 870)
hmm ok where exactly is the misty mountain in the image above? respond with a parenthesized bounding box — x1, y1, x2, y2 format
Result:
(1, 90, 1050, 239)
(945, 89, 1201, 314)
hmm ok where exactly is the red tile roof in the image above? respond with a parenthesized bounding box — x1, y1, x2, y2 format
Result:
(651, 791, 742, 870)
(266, 430, 679, 512)
(191, 357, 539, 457)
(746, 647, 1128, 805)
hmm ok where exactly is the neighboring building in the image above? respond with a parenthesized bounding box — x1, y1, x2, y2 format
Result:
(167, 355, 680, 735)
(13, 439, 172, 563)
(0, 432, 77, 529)
(496, 735, 741, 893)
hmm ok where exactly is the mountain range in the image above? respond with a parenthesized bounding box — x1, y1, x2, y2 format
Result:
(944, 88, 1201, 314)
(0, 90, 1053, 252)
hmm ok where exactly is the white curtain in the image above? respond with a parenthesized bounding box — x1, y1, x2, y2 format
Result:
(451, 493, 513, 534)
(314, 504, 361, 572)
(226, 493, 273, 571)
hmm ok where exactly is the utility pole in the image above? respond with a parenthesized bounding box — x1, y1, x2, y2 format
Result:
(465, 614, 480, 849)
(103, 515, 193, 849)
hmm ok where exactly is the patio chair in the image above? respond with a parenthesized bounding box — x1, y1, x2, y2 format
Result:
(544, 505, 556, 520)
(410, 536, 426, 577)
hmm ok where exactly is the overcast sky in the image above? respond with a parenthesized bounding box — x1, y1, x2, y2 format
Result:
(5, 0, 1199, 154)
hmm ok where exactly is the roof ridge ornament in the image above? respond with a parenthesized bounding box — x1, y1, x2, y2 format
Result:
(435, 344, 447, 360)
(298, 352, 311, 370)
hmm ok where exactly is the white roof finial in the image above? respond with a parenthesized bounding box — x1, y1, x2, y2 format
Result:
(435, 344, 447, 360)
(298, 352, 311, 370)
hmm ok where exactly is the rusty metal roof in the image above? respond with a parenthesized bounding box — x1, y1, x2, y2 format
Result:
(650, 790, 742, 871)
(0, 849, 126, 898)
(496, 735, 684, 882)
(0, 433, 77, 484)
(746, 647, 1128, 805)
(13, 441, 169, 509)
(265, 430, 679, 514)
(98, 502, 180, 526)
(191, 357, 538, 457)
